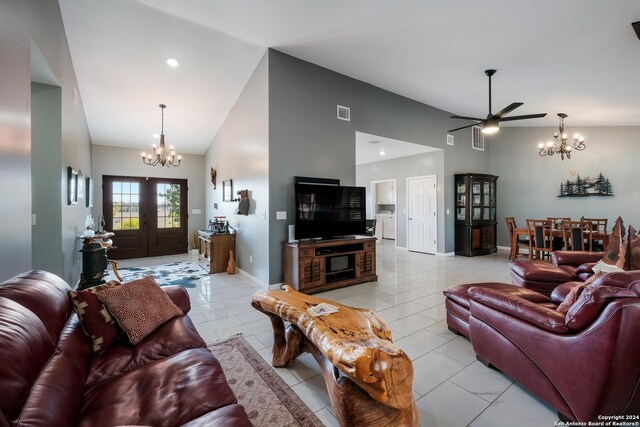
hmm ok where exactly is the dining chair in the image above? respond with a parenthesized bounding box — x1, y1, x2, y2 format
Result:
(581, 217, 608, 251)
(504, 217, 529, 260)
(547, 217, 571, 250)
(560, 220, 587, 251)
(527, 219, 552, 260)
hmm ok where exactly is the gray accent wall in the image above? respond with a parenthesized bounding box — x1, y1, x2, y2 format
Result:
(91, 145, 206, 237)
(1, 0, 92, 284)
(267, 50, 489, 282)
(490, 126, 640, 247)
(356, 151, 444, 250)
(31, 83, 63, 275)
(204, 52, 270, 285)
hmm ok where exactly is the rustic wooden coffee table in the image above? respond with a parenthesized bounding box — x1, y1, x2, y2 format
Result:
(251, 285, 418, 427)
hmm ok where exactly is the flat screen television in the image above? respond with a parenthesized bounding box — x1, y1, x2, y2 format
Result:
(294, 183, 366, 240)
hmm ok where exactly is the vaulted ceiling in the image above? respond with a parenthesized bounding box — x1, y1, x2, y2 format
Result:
(59, 0, 640, 155)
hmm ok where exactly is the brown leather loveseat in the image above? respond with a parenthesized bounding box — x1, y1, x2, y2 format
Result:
(445, 270, 640, 422)
(0, 270, 252, 427)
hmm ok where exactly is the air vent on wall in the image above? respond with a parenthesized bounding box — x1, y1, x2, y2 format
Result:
(337, 105, 351, 121)
(447, 134, 454, 146)
(472, 126, 485, 151)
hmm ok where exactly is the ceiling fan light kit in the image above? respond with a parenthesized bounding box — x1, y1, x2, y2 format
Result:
(142, 104, 182, 167)
(537, 113, 586, 161)
(448, 69, 547, 134)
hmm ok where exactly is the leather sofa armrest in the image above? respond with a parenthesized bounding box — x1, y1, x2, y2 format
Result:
(163, 286, 191, 313)
(596, 270, 640, 288)
(575, 262, 595, 276)
(550, 281, 583, 305)
(469, 287, 569, 333)
(551, 251, 603, 267)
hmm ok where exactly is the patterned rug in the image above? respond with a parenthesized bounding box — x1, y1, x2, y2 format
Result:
(116, 261, 209, 288)
(209, 335, 324, 427)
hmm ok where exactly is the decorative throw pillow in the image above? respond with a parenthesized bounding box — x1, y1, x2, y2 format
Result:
(95, 276, 183, 345)
(68, 280, 122, 354)
(556, 285, 586, 314)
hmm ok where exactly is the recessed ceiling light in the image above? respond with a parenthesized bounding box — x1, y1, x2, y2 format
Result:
(152, 133, 160, 139)
(379, 150, 386, 156)
(166, 58, 179, 67)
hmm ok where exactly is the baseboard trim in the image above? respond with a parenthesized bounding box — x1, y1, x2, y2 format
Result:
(436, 252, 455, 257)
(236, 268, 269, 288)
(496, 246, 511, 252)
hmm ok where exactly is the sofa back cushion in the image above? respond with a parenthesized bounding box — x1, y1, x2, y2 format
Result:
(0, 270, 72, 341)
(565, 285, 637, 331)
(0, 297, 55, 422)
(0, 271, 89, 426)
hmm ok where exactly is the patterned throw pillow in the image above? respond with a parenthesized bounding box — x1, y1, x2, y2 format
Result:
(556, 285, 586, 314)
(95, 276, 183, 345)
(68, 280, 122, 354)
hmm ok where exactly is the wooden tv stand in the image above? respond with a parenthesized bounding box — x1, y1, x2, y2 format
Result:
(283, 236, 377, 293)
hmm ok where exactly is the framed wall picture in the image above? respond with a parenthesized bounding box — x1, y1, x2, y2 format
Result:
(211, 167, 217, 189)
(67, 167, 78, 205)
(86, 177, 94, 207)
(223, 179, 233, 201)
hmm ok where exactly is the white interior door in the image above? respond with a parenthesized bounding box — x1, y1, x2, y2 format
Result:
(407, 176, 437, 253)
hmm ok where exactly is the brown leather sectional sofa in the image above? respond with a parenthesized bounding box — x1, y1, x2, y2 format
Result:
(444, 256, 640, 422)
(0, 270, 252, 427)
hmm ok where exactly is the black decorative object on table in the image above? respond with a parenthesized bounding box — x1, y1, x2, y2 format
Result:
(79, 240, 108, 288)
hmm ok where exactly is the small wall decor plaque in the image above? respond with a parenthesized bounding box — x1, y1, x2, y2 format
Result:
(558, 173, 614, 197)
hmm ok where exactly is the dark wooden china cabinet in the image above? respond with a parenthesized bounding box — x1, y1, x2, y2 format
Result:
(454, 173, 498, 256)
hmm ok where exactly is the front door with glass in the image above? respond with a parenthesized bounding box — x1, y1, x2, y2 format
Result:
(103, 176, 188, 259)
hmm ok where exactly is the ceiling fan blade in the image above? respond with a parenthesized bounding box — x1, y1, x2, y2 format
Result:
(499, 113, 547, 122)
(493, 102, 523, 118)
(450, 115, 484, 121)
(448, 123, 480, 132)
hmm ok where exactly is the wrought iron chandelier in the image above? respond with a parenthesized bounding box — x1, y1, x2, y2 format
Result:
(538, 113, 586, 161)
(142, 104, 181, 167)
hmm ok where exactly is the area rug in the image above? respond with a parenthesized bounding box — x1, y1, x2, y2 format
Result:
(117, 261, 209, 288)
(208, 335, 324, 427)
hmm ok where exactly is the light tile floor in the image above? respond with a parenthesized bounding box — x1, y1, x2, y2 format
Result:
(118, 240, 559, 427)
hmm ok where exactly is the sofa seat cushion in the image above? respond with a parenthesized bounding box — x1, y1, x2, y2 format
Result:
(181, 404, 253, 427)
(86, 314, 206, 386)
(511, 260, 576, 283)
(78, 348, 237, 427)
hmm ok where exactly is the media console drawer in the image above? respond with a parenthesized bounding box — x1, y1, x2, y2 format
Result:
(283, 236, 377, 294)
(299, 248, 315, 258)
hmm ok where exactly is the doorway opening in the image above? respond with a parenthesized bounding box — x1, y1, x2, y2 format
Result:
(370, 179, 397, 243)
(103, 175, 188, 259)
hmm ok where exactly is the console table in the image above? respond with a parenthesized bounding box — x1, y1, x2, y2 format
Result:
(251, 286, 418, 427)
(283, 236, 377, 294)
(198, 231, 235, 273)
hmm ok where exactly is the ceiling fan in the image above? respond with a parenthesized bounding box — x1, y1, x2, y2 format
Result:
(448, 69, 547, 134)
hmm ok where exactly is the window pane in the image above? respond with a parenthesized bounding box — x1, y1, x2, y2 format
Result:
(111, 181, 139, 230)
(157, 183, 180, 229)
